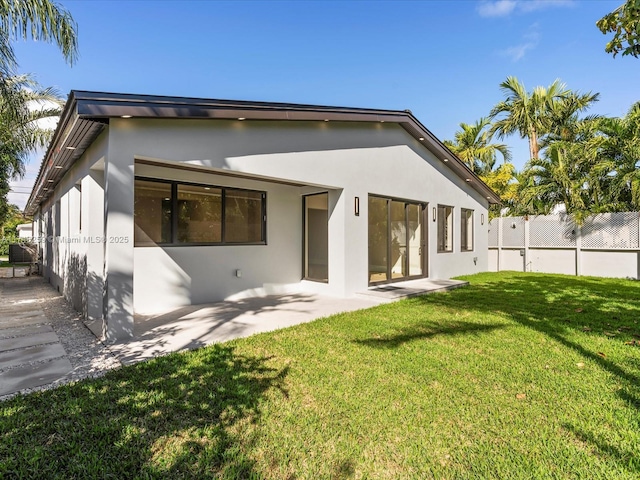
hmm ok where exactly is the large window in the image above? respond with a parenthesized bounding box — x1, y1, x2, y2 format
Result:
(437, 205, 453, 253)
(461, 208, 474, 251)
(135, 178, 266, 246)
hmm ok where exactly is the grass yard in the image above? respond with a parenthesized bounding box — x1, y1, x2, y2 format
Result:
(1, 272, 640, 479)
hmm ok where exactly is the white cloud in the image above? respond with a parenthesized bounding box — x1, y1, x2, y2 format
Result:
(477, 0, 574, 18)
(477, 0, 517, 17)
(502, 42, 536, 61)
(500, 23, 540, 61)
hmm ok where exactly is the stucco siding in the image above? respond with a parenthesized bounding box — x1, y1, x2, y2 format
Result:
(112, 118, 488, 307)
(37, 116, 492, 320)
(38, 130, 108, 317)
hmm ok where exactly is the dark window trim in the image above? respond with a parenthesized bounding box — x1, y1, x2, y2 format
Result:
(134, 176, 267, 247)
(461, 207, 474, 252)
(437, 204, 454, 253)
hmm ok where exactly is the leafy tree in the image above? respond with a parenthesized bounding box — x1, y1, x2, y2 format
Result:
(0, 201, 28, 235)
(489, 76, 598, 161)
(444, 117, 511, 175)
(0, 0, 78, 75)
(597, 0, 640, 58)
(479, 162, 518, 218)
(598, 102, 640, 208)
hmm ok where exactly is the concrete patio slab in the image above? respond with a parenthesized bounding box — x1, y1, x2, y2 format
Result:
(358, 278, 468, 300)
(0, 324, 53, 340)
(0, 357, 73, 396)
(111, 294, 389, 364)
(108, 278, 467, 365)
(0, 343, 66, 369)
(0, 332, 60, 353)
(0, 278, 74, 398)
(0, 312, 49, 329)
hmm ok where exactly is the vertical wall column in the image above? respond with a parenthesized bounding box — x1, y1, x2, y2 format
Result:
(103, 150, 135, 342)
(327, 189, 347, 296)
(343, 189, 368, 295)
(84, 169, 105, 329)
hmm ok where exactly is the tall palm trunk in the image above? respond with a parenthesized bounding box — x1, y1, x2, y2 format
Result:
(528, 127, 539, 160)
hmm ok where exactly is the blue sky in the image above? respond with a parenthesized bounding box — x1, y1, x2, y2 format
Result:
(9, 0, 640, 208)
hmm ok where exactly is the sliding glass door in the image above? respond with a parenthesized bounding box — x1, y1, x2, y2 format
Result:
(303, 193, 329, 282)
(368, 196, 426, 284)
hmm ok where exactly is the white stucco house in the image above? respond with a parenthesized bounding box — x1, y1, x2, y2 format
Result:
(16, 223, 33, 239)
(25, 91, 500, 342)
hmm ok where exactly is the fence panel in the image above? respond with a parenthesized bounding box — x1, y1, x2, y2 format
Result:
(529, 214, 576, 247)
(581, 212, 639, 249)
(502, 216, 526, 247)
(488, 212, 640, 279)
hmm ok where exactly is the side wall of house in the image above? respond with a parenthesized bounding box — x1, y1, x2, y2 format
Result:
(37, 131, 108, 323)
(106, 118, 489, 312)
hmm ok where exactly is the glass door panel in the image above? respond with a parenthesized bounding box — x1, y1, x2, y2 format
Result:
(390, 200, 407, 279)
(304, 193, 328, 281)
(407, 203, 423, 276)
(368, 196, 389, 283)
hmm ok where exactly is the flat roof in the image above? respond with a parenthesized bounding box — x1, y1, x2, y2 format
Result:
(24, 91, 501, 215)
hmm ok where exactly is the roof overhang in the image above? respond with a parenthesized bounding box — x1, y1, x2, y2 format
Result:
(25, 91, 501, 215)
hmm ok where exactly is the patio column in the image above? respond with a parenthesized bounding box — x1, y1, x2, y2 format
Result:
(103, 147, 135, 342)
(84, 169, 105, 331)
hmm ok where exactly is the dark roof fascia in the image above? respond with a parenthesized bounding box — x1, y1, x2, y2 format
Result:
(402, 113, 501, 204)
(25, 91, 501, 215)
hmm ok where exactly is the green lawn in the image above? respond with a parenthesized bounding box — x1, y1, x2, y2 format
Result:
(1, 272, 639, 479)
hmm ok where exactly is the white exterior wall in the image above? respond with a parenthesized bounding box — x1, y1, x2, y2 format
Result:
(108, 118, 489, 312)
(133, 163, 303, 311)
(36, 117, 492, 335)
(38, 131, 108, 324)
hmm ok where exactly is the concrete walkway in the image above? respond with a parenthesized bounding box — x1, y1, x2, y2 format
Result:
(0, 279, 73, 396)
(0, 276, 467, 396)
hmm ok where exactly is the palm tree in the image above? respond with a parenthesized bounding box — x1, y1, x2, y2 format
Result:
(599, 102, 640, 209)
(0, 74, 63, 225)
(517, 117, 618, 224)
(0, 74, 62, 174)
(444, 117, 511, 175)
(489, 76, 598, 161)
(0, 0, 78, 75)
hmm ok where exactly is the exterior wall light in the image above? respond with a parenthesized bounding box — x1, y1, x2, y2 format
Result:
(354, 196, 360, 216)
(432, 207, 437, 222)
(481, 213, 485, 225)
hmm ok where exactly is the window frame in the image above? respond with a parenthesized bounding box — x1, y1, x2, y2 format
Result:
(437, 204, 454, 253)
(134, 176, 267, 247)
(461, 208, 474, 252)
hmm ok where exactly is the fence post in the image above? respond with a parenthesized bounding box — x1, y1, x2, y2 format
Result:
(524, 216, 530, 272)
(497, 216, 503, 272)
(575, 224, 582, 277)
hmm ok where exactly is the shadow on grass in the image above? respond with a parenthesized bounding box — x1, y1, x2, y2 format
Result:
(563, 423, 640, 473)
(0, 344, 288, 479)
(355, 321, 504, 348)
(412, 272, 640, 474)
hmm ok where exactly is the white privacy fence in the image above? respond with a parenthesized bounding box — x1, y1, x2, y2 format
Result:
(488, 212, 640, 279)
